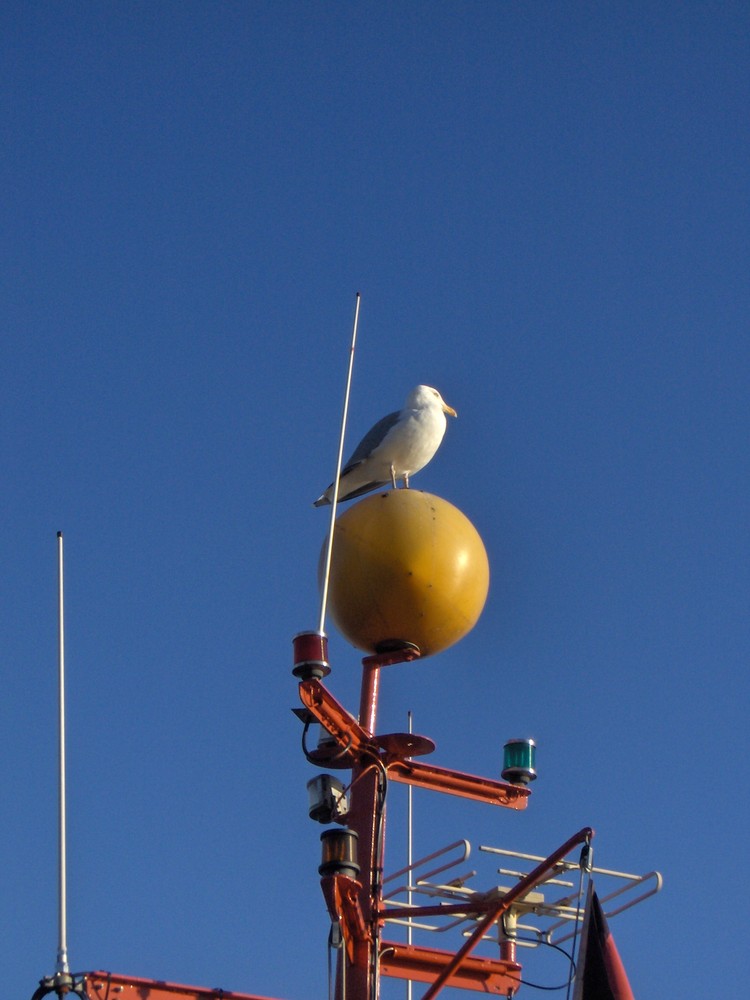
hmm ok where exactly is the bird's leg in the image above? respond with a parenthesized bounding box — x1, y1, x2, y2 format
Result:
(390, 464, 397, 489)
(404, 473, 410, 489)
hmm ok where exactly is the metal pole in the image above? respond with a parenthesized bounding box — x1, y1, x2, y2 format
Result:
(56, 531, 69, 975)
(318, 292, 362, 635)
(342, 659, 383, 1000)
(406, 711, 413, 1000)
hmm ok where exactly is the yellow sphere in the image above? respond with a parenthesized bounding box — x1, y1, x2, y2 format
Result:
(321, 490, 490, 658)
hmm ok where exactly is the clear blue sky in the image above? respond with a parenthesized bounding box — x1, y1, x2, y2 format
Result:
(3, 3, 748, 998)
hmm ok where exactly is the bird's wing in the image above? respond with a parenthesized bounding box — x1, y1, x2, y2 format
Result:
(336, 478, 391, 503)
(340, 410, 401, 474)
(312, 410, 402, 506)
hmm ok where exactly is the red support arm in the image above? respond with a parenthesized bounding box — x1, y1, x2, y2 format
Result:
(299, 679, 531, 810)
(298, 678, 372, 753)
(387, 758, 530, 810)
(320, 874, 371, 964)
(84, 972, 284, 1000)
(379, 943, 521, 994)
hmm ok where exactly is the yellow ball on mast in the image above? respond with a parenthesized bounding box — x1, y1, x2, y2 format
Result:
(321, 490, 490, 658)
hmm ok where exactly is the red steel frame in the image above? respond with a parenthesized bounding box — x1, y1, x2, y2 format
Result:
(298, 649, 594, 999)
(83, 972, 284, 1000)
(65, 646, 592, 1000)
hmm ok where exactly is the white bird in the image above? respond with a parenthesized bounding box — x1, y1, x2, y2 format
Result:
(314, 384, 457, 506)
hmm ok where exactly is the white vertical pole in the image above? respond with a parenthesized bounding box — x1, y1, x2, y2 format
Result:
(406, 710, 413, 1000)
(318, 292, 362, 635)
(56, 531, 69, 975)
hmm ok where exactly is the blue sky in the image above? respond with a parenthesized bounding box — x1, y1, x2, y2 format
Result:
(3, 3, 748, 998)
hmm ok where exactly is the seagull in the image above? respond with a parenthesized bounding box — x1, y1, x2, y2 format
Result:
(314, 384, 457, 506)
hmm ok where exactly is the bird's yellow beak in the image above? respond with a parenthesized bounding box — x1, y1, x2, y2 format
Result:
(443, 403, 457, 418)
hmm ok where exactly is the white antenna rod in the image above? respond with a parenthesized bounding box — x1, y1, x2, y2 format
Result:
(56, 531, 69, 976)
(318, 292, 362, 635)
(406, 709, 414, 1000)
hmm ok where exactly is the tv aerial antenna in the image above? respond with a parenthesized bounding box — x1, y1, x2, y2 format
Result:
(30, 533, 88, 1000)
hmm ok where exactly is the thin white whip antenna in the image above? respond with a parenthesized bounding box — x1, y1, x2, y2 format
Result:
(56, 531, 69, 976)
(318, 292, 362, 634)
(406, 709, 414, 1000)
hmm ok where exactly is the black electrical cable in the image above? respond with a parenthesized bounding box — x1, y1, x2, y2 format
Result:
(498, 910, 577, 994)
(564, 839, 591, 1000)
(512, 935, 577, 992)
(360, 748, 389, 1000)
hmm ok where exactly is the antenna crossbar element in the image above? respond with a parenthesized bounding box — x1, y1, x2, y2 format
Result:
(380, 834, 662, 987)
(383, 839, 472, 899)
(418, 828, 594, 1000)
(478, 842, 663, 945)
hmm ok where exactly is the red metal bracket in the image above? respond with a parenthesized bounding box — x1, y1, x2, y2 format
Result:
(320, 874, 371, 963)
(379, 896, 496, 924)
(387, 758, 530, 810)
(379, 943, 521, 995)
(299, 679, 531, 812)
(84, 972, 284, 1000)
(361, 645, 421, 669)
(298, 678, 374, 753)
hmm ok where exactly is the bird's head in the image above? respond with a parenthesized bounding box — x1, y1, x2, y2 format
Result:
(408, 384, 457, 418)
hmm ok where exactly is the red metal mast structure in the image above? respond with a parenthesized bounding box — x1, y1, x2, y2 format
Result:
(292, 630, 599, 1000)
(291, 482, 658, 996)
(30, 484, 659, 1000)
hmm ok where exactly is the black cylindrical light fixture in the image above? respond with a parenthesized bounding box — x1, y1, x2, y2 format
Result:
(319, 827, 360, 878)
